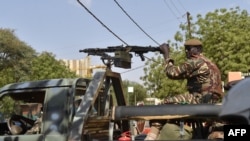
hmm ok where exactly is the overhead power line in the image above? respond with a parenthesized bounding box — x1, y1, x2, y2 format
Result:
(176, 0, 188, 13)
(114, 0, 160, 46)
(77, 0, 129, 45)
(170, 0, 183, 16)
(77, 0, 159, 74)
(121, 65, 145, 74)
(163, 0, 182, 23)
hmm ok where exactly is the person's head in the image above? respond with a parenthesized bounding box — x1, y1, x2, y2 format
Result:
(184, 39, 202, 58)
(219, 78, 250, 124)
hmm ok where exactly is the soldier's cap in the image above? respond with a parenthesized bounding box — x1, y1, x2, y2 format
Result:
(184, 39, 202, 46)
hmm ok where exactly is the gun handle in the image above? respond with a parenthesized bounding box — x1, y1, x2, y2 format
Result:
(139, 54, 145, 61)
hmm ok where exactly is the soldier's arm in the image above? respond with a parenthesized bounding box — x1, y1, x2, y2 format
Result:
(164, 61, 194, 79)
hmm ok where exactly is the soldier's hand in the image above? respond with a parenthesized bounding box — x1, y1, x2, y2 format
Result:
(159, 43, 170, 55)
(160, 43, 171, 62)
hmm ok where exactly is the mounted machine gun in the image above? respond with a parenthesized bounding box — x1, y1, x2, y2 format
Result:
(80, 45, 164, 69)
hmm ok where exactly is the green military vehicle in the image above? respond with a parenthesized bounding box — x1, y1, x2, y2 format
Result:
(1, 45, 241, 141)
(0, 75, 221, 141)
(0, 71, 131, 141)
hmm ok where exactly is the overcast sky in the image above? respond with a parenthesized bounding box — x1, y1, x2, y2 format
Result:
(1, 0, 250, 84)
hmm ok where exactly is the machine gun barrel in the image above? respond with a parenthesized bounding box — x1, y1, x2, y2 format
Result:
(79, 45, 165, 68)
(79, 45, 162, 53)
(80, 45, 163, 61)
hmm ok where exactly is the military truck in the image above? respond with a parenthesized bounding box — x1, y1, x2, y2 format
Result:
(0, 70, 131, 141)
(0, 45, 223, 141)
(0, 74, 222, 141)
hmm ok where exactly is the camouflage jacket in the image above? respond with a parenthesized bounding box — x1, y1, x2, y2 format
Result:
(165, 55, 223, 97)
(164, 93, 198, 104)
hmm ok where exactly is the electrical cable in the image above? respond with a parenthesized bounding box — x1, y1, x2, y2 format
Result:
(77, 0, 129, 46)
(77, 0, 161, 74)
(114, 0, 160, 46)
(163, 0, 182, 23)
(120, 55, 159, 74)
(170, 0, 183, 16)
(120, 65, 145, 74)
(176, 0, 188, 13)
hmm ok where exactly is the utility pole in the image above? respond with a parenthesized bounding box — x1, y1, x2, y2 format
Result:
(186, 12, 191, 38)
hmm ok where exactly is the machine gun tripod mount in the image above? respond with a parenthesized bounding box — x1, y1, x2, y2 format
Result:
(79, 45, 165, 70)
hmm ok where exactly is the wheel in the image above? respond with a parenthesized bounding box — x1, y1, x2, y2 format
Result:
(7, 115, 28, 135)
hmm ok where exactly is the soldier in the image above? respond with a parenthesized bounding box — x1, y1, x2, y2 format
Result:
(160, 38, 223, 104)
(145, 39, 224, 140)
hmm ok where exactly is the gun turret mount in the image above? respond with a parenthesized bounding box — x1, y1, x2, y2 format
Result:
(114, 51, 132, 69)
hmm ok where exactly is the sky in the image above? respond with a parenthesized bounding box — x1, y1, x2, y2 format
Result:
(1, 0, 250, 84)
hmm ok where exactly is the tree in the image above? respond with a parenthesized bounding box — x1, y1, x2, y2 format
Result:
(0, 28, 78, 87)
(142, 7, 250, 99)
(0, 29, 79, 116)
(121, 80, 147, 105)
(30, 52, 78, 80)
(0, 96, 16, 119)
(141, 44, 187, 99)
(0, 28, 36, 85)
(181, 7, 250, 81)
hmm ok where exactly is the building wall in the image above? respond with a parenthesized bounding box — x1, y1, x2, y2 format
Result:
(62, 56, 90, 77)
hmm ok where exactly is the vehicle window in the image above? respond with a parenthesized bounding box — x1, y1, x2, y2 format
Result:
(0, 91, 45, 135)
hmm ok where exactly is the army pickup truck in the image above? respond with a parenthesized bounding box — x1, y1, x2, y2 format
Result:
(0, 70, 135, 141)
(0, 70, 223, 141)
(0, 45, 226, 141)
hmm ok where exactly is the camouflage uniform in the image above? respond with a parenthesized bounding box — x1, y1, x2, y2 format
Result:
(153, 57, 223, 140)
(161, 39, 224, 140)
(164, 43, 223, 103)
(164, 93, 198, 104)
(145, 39, 224, 140)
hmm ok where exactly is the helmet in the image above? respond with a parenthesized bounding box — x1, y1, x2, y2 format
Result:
(219, 78, 250, 124)
(184, 39, 202, 46)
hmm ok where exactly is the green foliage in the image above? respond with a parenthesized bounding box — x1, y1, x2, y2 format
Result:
(195, 7, 250, 81)
(0, 68, 15, 87)
(0, 28, 78, 115)
(29, 52, 78, 80)
(121, 80, 147, 105)
(0, 96, 15, 119)
(0, 28, 78, 87)
(142, 7, 250, 99)
(141, 47, 187, 99)
(0, 28, 36, 84)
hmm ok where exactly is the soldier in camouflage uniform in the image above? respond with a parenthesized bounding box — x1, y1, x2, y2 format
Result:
(161, 38, 223, 103)
(145, 39, 223, 140)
